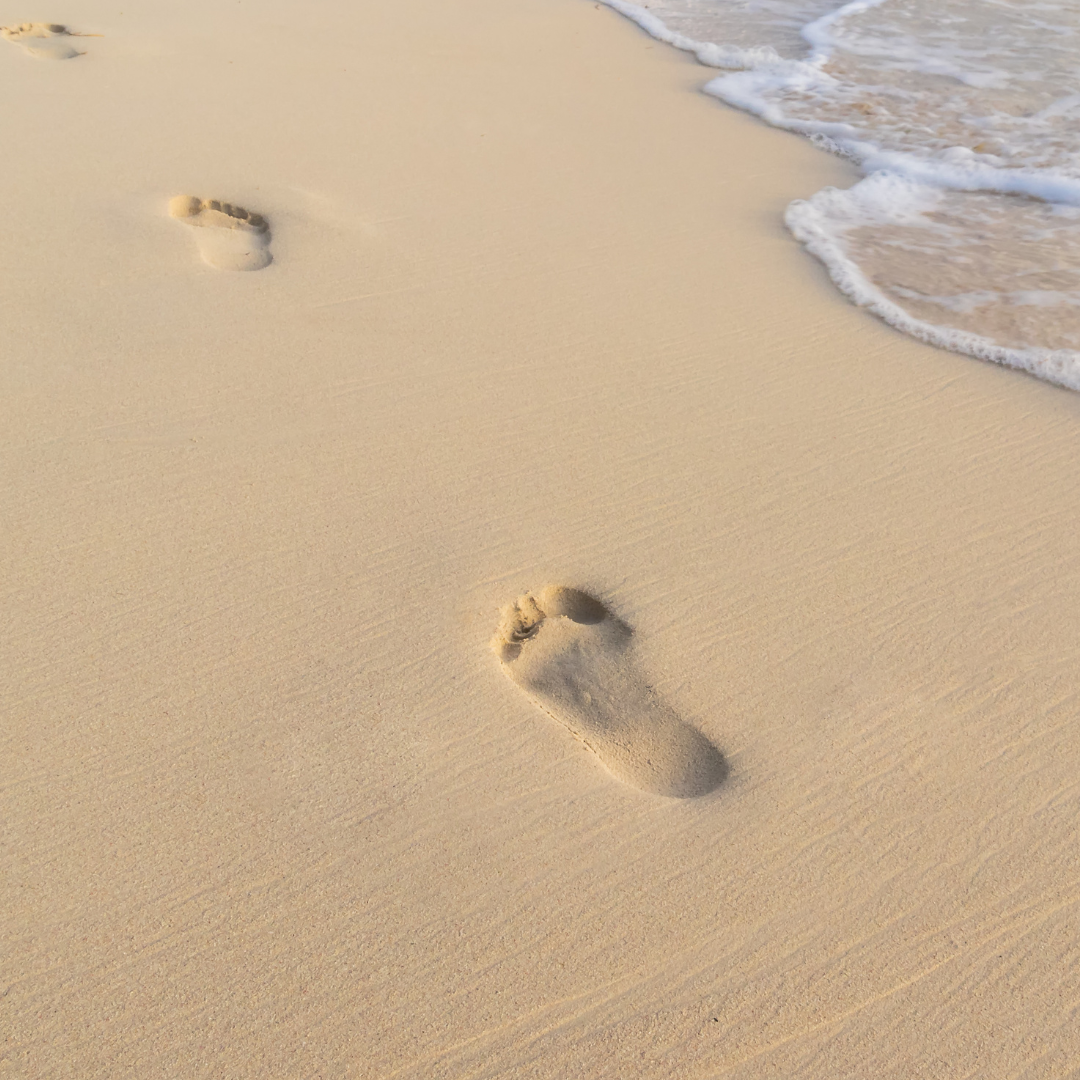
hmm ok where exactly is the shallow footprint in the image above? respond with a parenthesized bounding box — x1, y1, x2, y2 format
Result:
(493, 586, 727, 798)
(169, 195, 272, 272)
(1, 23, 96, 59)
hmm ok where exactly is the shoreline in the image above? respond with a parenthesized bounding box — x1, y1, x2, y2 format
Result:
(600, 0, 1080, 389)
(4, 0, 1080, 1076)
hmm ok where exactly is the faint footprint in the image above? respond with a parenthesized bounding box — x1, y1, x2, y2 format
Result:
(169, 195, 273, 272)
(1, 23, 98, 59)
(493, 586, 727, 798)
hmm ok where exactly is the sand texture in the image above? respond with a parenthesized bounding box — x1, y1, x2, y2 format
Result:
(3, 0, 1080, 1077)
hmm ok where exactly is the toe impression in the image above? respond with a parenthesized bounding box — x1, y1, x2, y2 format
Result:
(1, 23, 94, 57)
(169, 195, 273, 271)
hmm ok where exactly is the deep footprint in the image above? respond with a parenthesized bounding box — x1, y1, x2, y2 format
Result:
(169, 195, 273, 272)
(1, 23, 96, 59)
(493, 586, 727, 798)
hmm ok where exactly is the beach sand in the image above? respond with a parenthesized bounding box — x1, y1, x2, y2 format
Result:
(3, 0, 1080, 1076)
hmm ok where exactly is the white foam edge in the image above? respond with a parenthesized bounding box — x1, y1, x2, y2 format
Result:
(598, 1, 1080, 207)
(703, 68, 1080, 205)
(785, 176, 1080, 391)
(596, 0, 1080, 387)
(595, 0, 781, 69)
(799, 0, 894, 57)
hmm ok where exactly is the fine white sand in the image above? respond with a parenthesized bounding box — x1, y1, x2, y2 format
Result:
(3, 0, 1080, 1077)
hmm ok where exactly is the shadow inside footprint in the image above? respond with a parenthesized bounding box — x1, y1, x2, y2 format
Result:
(1, 23, 95, 59)
(169, 195, 273, 272)
(493, 586, 728, 798)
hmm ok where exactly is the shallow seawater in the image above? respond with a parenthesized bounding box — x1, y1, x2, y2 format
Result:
(601, 0, 1080, 388)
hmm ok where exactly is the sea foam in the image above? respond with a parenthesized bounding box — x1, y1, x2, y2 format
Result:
(600, 0, 1080, 389)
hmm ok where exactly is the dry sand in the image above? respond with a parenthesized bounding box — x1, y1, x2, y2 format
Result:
(3, 0, 1080, 1077)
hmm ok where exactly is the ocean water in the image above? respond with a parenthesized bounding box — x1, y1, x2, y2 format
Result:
(600, 0, 1080, 389)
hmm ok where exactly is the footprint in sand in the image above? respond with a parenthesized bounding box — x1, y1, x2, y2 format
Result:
(493, 586, 727, 798)
(169, 196, 273, 272)
(1, 23, 97, 60)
